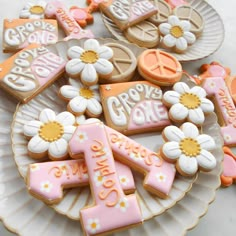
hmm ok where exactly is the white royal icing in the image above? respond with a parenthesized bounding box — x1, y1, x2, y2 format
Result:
(19, 1, 47, 19)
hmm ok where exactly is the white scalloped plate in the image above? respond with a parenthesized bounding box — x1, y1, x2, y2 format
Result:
(11, 39, 197, 221)
(102, 0, 224, 62)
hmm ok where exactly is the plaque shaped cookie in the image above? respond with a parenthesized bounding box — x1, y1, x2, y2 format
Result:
(3, 19, 58, 53)
(0, 44, 66, 103)
(99, 0, 157, 31)
(100, 81, 171, 135)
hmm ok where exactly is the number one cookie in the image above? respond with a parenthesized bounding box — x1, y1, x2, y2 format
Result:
(69, 123, 142, 235)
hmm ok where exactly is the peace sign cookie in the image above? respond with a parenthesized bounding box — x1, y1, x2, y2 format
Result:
(148, 0, 172, 26)
(101, 43, 138, 83)
(173, 5, 204, 37)
(137, 49, 182, 86)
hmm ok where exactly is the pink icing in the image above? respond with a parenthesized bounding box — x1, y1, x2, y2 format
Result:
(208, 65, 227, 78)
(44, 1, 94, 40)
(166, 0, 187, 8)
(69, 123, 142, 235)
(202, 77, 236, 146)
(28, 159, 135, 204)
(223, 154, 236, 177)
(70, 8, 88, 21)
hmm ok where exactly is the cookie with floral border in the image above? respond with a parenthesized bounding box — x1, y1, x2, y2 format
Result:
(65, 39, 114, 86)
(159, 15, 196, 53)
(59, 78, 102, 117)
(19, 1, 47, 19)
(23, 108, 76, 160)
(163, 82, 214, 125)
(160, 122, 217, 177)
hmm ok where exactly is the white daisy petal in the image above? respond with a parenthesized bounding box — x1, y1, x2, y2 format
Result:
(62, 126, 76, 141)
(66, 59, 85, 75)
(168, 15, 180, 26)
(56, 111, 75, 126)
(60, 85, 79, 99)
(169, 103, 188, 121)
(39, 109, 56, 123)
(196, 134, 216, 151)
(75, 115, 86, 125)
(180, 20, 191, 31)
(69, 96, 87, 114)
(176, 37, 188, 51)
(183, 31, 196, 44)
(162, 141, 181, 160)
(97, 46, 113, 60)
(87, 98, 103, 116)
(28, 135, 49, 154)
(181, 122, 199, 138)
(190, 86, 206, 98)
(163, 34, 176, 48)
(94, 59, 113, 75)
(173, 82, 190, 94)
(23, 120, 42, 137)
(188, 108, 205, 125)
(48, 139, 68, 159)
(84, 39, 100, 51)
(196, 149, 217, 171)
(81, 64, 98, 84)
(163, 91, 180, 105)
(178, 155, 198, 175)
(19, 10, 31, 18)
(67, 46, 84, 59)
(163, 125, 185, 142)
(68, 78, 82, 88)
(159, 23, 171, 35)
(200, 98, 214, 113)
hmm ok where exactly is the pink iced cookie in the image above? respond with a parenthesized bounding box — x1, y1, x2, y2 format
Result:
(165, 0, 188, 9)
(44, 1, 94, 41)
(69, 122, 142, 236)
(27, 159, 135, 204)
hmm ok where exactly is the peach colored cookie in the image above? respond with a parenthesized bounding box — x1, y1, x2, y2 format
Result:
(0, 44, 66, 103)
(124, 20, 160, 48)
(3, 19, 58, 53)
(100, 80, 171, 135)
(99, 0, 157, 31)
(173, 5, 204, 37)
(160, 122, 216, 177)
(101, 43, 137, 83)
(137, 49, 182, 86)
(148, 0, 172, 26)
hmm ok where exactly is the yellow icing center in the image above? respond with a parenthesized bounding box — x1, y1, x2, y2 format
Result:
(80, 50, 98, 63)
(30, 5, 44, 15)
(39, 121, 64, 142)
(44, 183, 49, 189)
(97, 176, 103, 182)
(121, 178, 126, 183)
(179, 93, 201, 109)
(170, 26, 183, 38)
(180, 138, 201, 157)
(159, 175, 164, 180)
(91, 222, 97, 229)
(120, 201, 125, 207)
(79, 88, 94, 99)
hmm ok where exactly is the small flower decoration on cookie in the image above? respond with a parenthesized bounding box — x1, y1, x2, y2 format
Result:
(161, 122, 216, 177)
(65, 39, 114, 86)
(40, 180, 53, 193)
(59, 78, 102, 117)
(23, 108, 76, 161)
(163, 82, 214, 125)
(19, 1, 47, 19)
(86, 218, 101, 234)
(159, 15, 196, 52)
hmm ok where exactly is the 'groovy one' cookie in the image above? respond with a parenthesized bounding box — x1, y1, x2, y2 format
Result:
(100, 80, 171, 135)
(3, 19, 58, 53)
(100, 0, 157, 31)
(138, 49, 183, 86)
(0, 44, 66, 103)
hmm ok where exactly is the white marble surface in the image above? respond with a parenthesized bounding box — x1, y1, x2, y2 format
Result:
(0, 0, 235, 235)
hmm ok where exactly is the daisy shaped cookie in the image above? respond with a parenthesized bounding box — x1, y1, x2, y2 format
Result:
(161, 122, 216, 177)
(23, 108, 76, 161)
(159, 15, 196, 53)
(163, 82, 214, 125)
(19, 1, 47, 19)
(59, 78, 102, 117)
(65, 39, 114, 86)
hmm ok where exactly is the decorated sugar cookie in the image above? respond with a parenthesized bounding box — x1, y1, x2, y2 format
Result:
(23, 108, 76, 160)
(161, 122, 216, 177)
(66, 39, 114, 86)
(19, 1, 47, 19)
(163, 82, 214, 125)
(159, 15, 196, 53)
(59, 78, 102, 117)
(165, 0, 188, 9)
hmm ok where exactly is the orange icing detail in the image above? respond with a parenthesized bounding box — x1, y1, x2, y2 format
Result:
(94, 158, 115, 177)
(49, 166, 62, 178)
(91, 139, 104, 152)
(80, 50, 98, 63)
(103, 179, 116, 188)
(179, 93, 201, 109)
(170, 25, 183, 38)
(179, 138, 201, 157)
(98, 188, 120, 207)
(79, 88, 94, 99)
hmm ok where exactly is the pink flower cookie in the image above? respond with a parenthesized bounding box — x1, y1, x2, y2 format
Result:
(65, 39, 114, 86)
(19, 1, 47, 19)
(59, 78, 102, 117)
(165, 0, 187, 9)
(23, 108, 76, 160)
(163, 82, 214, 125)
(159, 15, 196, 53)
(161, 122, 217, 177)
